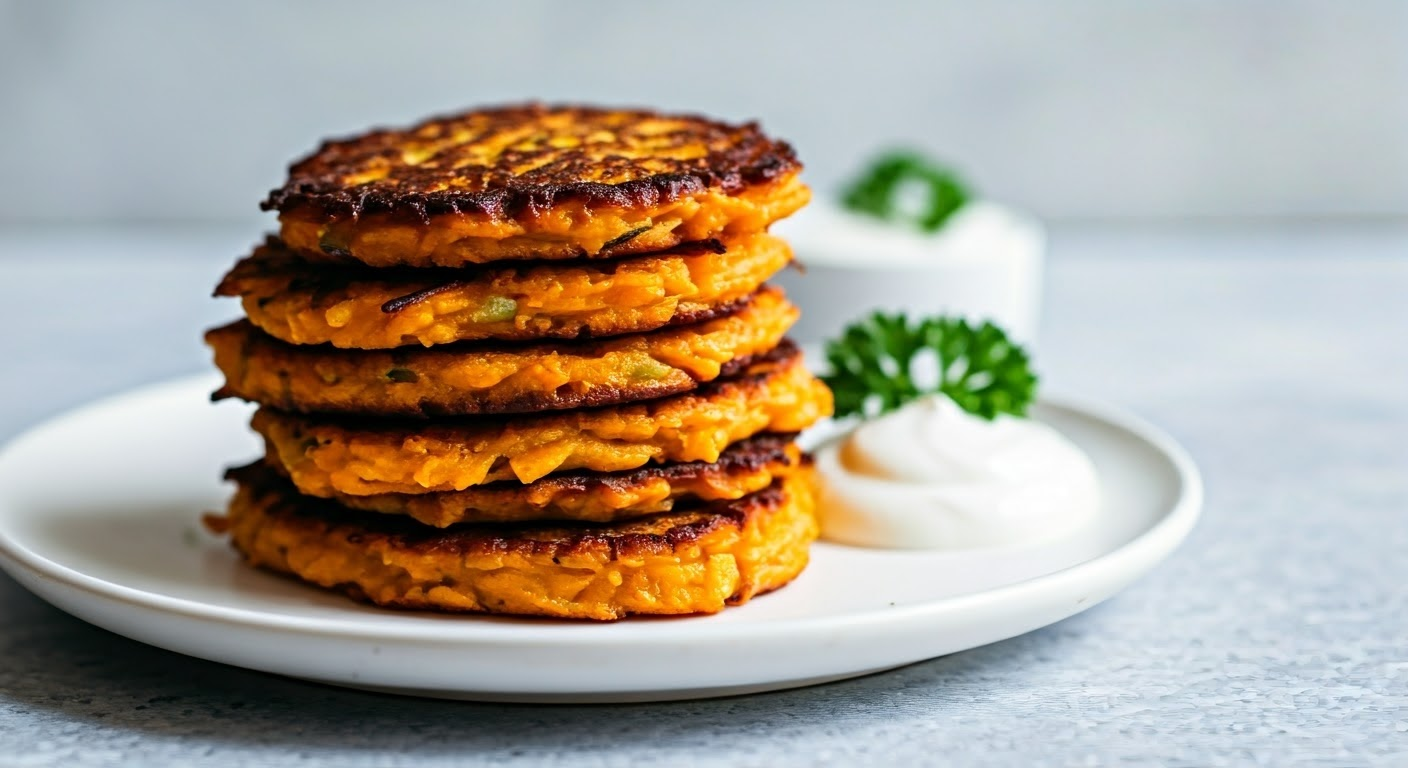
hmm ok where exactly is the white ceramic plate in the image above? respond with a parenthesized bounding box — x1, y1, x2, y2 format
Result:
(0, 375, 1199, 703)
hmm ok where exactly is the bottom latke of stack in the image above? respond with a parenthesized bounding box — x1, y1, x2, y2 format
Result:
(216, 464, 818, 621)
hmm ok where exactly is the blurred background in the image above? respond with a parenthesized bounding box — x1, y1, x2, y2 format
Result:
(2, 0, 1406, 229)
(2, 4, 1404, 758)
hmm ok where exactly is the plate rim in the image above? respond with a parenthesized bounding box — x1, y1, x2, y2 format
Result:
(0, 375, 1202, 647)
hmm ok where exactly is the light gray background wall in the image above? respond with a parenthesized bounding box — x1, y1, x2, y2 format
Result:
(2, 0, 1406, 227)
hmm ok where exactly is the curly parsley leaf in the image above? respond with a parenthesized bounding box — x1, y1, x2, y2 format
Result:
(841, 150, 970, 233)
(822, 313, 1037, 420)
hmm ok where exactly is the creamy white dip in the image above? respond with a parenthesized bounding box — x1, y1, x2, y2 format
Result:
(816, 394, 1099, 550)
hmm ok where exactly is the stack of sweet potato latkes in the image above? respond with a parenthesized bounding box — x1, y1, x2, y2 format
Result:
(204, 104, 833, 620)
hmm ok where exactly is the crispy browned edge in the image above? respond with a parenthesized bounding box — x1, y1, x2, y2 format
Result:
(223, 462, 790, 560)
(247, 431, 800, 501)
(213, 236, 745, 340)
(208, 315, 798, 417)
(261, 104, 800, 222)
(242, 340, 805, 445)
(215, 236, 733, 299)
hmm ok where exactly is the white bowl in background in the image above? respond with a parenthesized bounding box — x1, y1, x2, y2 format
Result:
(771, 201, 1045, 348)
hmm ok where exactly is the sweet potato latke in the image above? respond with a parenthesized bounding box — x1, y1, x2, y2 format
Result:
(213, 465, 817, 620)
(253, 344, 832, 494)
(264, 104, 809, 267)
(260, 433, 804, 527)
(207, 286, 797, 417)
(216, 233, 791, 348)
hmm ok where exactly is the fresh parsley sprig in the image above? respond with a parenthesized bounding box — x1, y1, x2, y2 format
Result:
(841, 151, 970, 233)
(822, 313, 1037, 420)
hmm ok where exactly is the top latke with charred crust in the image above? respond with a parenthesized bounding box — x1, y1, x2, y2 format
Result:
(266, 104, 809, 267)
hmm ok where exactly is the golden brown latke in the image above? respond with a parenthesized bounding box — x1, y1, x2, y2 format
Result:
(212, 465, 817, 620)
(254, 433, 804, 527)
(265, 104, 808, 267)
(207, 286, 797, 417)
(254, 342, 833, 494)
(216, 233, 792, 348)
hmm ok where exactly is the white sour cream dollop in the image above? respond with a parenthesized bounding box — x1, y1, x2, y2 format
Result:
(816, 394, 1099, 550)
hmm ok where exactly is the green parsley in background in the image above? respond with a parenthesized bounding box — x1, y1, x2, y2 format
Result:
(840, 151, 971, 233)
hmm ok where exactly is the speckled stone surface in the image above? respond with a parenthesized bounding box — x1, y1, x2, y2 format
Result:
(0, 226, 1404, 766)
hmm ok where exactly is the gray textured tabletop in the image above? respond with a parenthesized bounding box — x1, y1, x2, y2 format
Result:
(0, 225, 1403, 767)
